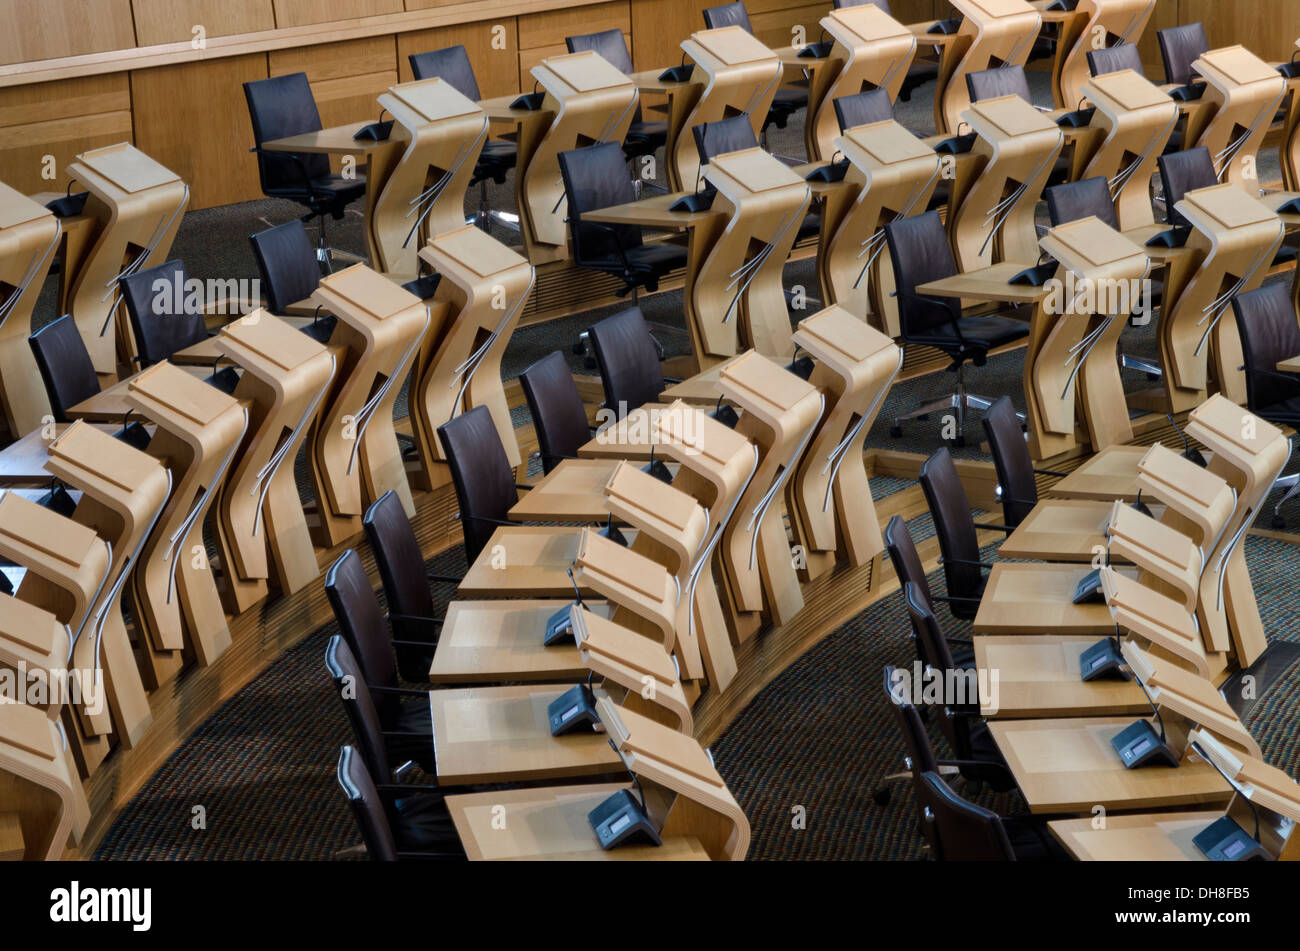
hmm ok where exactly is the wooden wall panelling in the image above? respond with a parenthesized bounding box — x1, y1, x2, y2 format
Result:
(1184, 0, 1300, 65)
(271, 0, 405, 31)
(130, 53, 269, 210)
(0, 0, 137, 66)
(741, 0, 829, 51)
(1138, 0, 1182, 77)
(516, 1, 630, 90)
(130, 0, 277, 47)
(630, 0, 701, 72)
(0, 76, 133, 196)
(395, 20, 521, 98)
(268, 35, 398, 131)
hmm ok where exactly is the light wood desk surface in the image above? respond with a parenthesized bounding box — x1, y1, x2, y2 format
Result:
(581, 195, 715, 231)
(508, 459, 621, 522)
(976, 634, 1148, 718)
(445, 783, 710, 861)
(577, 403, 675, 461)
(917, 262, 1052, 306)
(458, 527, 586, 598)
(661, 355, 745, 404)
(1050, 810, 1219, 860)
(974, 562, 1134, 634)
(429, 600, 608, 684)
(429, 683, 621, 785)
(998, 498, 1123, 563)
(629, 68, 698, 96)
(1278, 356, 1300, 373)
(262, 121, 400, 157)
(988, 716, 1233, 814)
(66, 365, 233, 422)
(1047, 444, 1148, 501)
(0, 426, 57, 487)
(478, 94, 555, 124)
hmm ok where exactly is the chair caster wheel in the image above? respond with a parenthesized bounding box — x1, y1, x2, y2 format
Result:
(952, 435, 966, 448)
(873, 787, 891, 807)
(572, 342, 586, 355)
(890, 425, 903, 439)
(1271, 515, 1286, 531)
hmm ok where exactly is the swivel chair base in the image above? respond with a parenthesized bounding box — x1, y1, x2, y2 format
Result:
(890, 365, 1020, 447)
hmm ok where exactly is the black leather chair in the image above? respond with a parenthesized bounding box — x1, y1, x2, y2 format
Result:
(249, 219, 322, 315)
(1086, 42, 1145, 78)
(883, 515, 976, 667)
(242, 72, 365, 268)
(883, 211, 1030, 443)
(1043, 176, 1118, 229)
(409, 45, 518, 229)
(702, 2, 807, 139)
(558, 142, 688, 299)
(567, 28, 667, 170)
(362, 490, 459, 682)
(832, 88, 894, 132)
(918, 447, 1006, 621)
(1232, 283, 1300, 527)
(877, 665, 945, 849)
(519, 351, 594, 473)
(437, 405, 527, 565)
(587, 305, 666, 418)
(117, 260, 241, 394)
(29, 315, 152, 451)
(917, 770, 1067, 860)
(324, 549, 435, 769)
(1157, 22, 1209, 86)
(898, 586, 1015, 793)
(980, 396, 1071, 528)
(965, 64, 1034, 104)
(1157, 146, 1216, 230)
(335, 745, 463, 861)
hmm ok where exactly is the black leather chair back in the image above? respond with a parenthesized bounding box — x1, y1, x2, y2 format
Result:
(982, 395, 1039, 527)
(363, 490, 435, 623)
(835, 0, 890, 11)
(884, 515, 934, 611)
(119, 259, 207, 367)
(408, 45, 482, 100)
(966, 65, 1032, 104)
(1044, 176, 1118, 229)
(250, 219, 321, 315)
(326, 635, 393, 786)
(703, 1, 752, 32)
(1232, 283, 1300, 414)
(437, 405, 518, 564)
(336, 745, 399, 862)
(1158, 147, 1217, 228)
(1158, 22, 1209, 86)
(243, 72, 330, 196)
(833, 88, 893, 132)
(692, 113, 759, 168)
(918, 770, 1016, 861)
(1087, 43, 1144, 77)
(884, 210, 962, 341)
(901, 585, 984, 771)
(918, 447, 983, 610)
(29, 314, 99, 422)
(520, 351, 590, 473)
(882, 663, 942, 855)
(324, 549, 401, 723)
(557, 142, 643, 270)
(587, 305, 664, 416)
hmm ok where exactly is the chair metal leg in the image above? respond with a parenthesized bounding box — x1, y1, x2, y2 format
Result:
(1121, 352, 1162, 377)
(1272, 473, 1300, 527)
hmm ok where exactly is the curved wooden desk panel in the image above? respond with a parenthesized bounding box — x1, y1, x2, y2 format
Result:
(936, 0, 1043, 136)
(1052, 0, 1155, 111)
(0, 703, 88, 861)
(0, 186, 60, 436)
(1188, 46, 1286, 189)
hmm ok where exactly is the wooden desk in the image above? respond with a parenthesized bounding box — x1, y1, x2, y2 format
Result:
(998, 498, 1121, 562)
(1278, 355, 1300, 373)
(0, 426, 59, 487)
(458, 526, 586, 598)
(916, 262, 1050, 306)
(1189, 46, 1286, 190)
(990, 716, 1232, 814)
(937, 0, 1044, 136)
(428, 600, 605, 684)
(508, 458, 622, 522)
(0, 813, 23, 861)
(262, 121, 402, 268)
(975, 634, 1148, 718)
(630, 70, 701, 193)
(1052, 0, 1155, 113)
(428, 684, 621, 785)
(577, 403, 675, 461)
(65, 375, 137, 423)
(1049, 810, 1218, 860)
(974, 562, 1128, 634)
(446, 783, 710, 861)
(1047, 444, 1148, 501)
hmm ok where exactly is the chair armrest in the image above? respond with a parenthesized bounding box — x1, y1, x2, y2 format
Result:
(937, 557, 995, 569)
(582, 220, 635, 272)
(248, 145, 317, 193)
(515, 483, 533, 493)
(390, 613, 443, 628)
(1033, 467, 1070, 478)
(974, 521, 1017, 535)
(933, 594, 984, 605)
(946, 636, 974, 647)
(370, 684, 432, 698)
(461, 513, 516, 528)
(427, 572, 461, 586)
